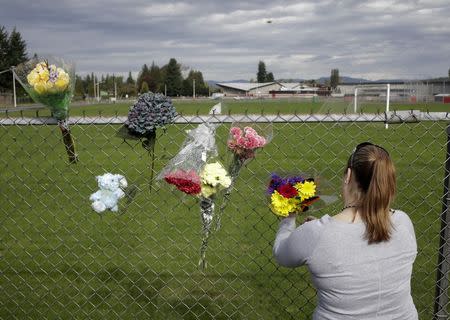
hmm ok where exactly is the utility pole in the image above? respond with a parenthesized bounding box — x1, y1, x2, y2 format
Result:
(385, 84, 390, 129)
(165, 84, 167, 96)
(114, 80, 117, 101)
(193, 79, 196, 99)
(96, 82, 103, 102)
(12, 67, 17, 108)
(93, 76, 96, 101)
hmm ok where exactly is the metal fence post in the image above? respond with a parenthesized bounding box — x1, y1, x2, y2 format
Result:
(434, 124, 450, 319)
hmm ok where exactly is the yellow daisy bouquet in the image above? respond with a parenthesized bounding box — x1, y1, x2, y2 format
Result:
(267, 173, 321, 217)
(199, 162, 232, 198)
(15, 56, 77, 163)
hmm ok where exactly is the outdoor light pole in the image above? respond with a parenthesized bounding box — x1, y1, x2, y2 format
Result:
(93, 76, 96, 101)
(114, 80, 117, 101)
(12, 67, 17, 108)
(96, 81, 104, 102)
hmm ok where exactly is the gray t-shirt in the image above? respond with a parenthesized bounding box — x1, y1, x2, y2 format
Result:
(273, 210, 418, 320)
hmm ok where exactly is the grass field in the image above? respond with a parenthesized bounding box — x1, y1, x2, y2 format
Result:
(0, 98, 448, 118)
(0, 114, 448, 318)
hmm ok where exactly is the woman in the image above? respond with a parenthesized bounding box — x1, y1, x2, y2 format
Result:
(273, 142, 418, 319)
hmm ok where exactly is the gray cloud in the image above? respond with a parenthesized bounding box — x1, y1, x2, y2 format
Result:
(1, 0, 449, 80)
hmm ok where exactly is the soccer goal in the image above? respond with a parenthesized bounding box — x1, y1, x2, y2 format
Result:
(354, 84, 391, 128)
(354, 84, 391, 114)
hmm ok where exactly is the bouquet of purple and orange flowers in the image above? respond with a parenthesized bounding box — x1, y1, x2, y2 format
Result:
(267, 173, 338, 217)
(267, 173, 320, 217)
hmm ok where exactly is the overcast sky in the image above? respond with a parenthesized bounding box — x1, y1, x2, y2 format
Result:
(1, 0, 449, 81)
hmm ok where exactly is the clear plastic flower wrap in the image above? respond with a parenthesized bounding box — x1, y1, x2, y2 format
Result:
(14, 55, 78, 163)
(215, 122, 273, 230)
(267, 172, 338, 217)
(157, 123, 231, 270)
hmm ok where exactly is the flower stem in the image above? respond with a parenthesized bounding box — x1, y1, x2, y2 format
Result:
(215, 154, 243, 231)
(58, 120, 78, 164)
(142, 131, 156, 193)
(199, 196, 215, 270)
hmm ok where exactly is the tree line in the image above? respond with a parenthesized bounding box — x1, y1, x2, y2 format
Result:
(74, 58, 210, 99)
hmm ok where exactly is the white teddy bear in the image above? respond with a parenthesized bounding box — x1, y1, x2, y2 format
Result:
(89, 173, 128, 213)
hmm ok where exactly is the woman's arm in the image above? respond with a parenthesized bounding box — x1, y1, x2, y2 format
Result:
(273, 215, 323, 268)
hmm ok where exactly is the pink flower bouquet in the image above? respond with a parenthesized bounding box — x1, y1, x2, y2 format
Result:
(216, 123, 273, 230)
(227, 126, 268, 161)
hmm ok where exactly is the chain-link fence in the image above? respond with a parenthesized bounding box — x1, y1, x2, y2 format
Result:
(1, 112, 449, 319)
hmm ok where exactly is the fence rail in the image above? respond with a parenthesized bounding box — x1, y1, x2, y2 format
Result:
(0, 111, 449, 126)
(1, 113, 449, 319)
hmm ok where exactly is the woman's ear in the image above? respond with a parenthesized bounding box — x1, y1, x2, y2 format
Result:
(345, 168, 352, 184)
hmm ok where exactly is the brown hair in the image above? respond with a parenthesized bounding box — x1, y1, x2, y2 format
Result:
(347, 143, 396, 244)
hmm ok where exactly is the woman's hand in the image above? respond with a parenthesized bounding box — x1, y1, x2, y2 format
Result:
(303, 215, 317, 223)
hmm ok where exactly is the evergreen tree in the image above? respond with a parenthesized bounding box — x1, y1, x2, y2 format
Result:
(182, 70, 208, 96)
(266, 72, 275, 82)
(182, 78, 192, 97)
(126, 71, 135, 85)
(121, 71, 136, 97)
(164, 58, 183, 96)
(159, 64, 168, 93)
(182, 70, 199, 97)
(85, 74, 91, 95)
(87, 72, 95, 97)
(0, 27, 8, 65)
(74, 75, 85, 99)
(121, 83, 136, 97)
(0, 27, 9, 91)
(107, 74, 114, 95)
(257, 61, 267, 83)
(113, 75, 124, 98)
(192, 70, 208, 96)
(140, 81, 149, 93)
(137, 64, 151, 93)
(148, 62, 161, 92)
(0, 26, 28, 91)
(330, 69, 340, 89)
(7, 28, 27, 67)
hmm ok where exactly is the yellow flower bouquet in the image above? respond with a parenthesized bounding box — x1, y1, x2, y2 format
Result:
(15, 56, 77, 163)
(267, 173, 336, 217)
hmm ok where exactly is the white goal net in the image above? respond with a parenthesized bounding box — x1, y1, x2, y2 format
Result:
(354, 84, 391, 114)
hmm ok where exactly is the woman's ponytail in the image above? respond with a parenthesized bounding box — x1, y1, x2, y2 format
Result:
(351, 145, 396, 244)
